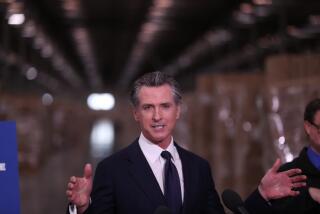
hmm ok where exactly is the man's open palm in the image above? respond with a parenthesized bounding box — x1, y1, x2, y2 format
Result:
(258, 158, 307, 200)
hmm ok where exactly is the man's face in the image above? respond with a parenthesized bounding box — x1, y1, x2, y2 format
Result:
(133, 84, 180, 148)
(304, 110, 320, 153)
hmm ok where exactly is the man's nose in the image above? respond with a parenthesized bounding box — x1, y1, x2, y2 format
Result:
(152, 108, 162, 120)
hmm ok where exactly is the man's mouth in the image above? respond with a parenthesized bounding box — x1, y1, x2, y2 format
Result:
(152, 124, 165, 129)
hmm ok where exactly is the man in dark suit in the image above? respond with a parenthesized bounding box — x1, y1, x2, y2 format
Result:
(66, 71, 306, 214)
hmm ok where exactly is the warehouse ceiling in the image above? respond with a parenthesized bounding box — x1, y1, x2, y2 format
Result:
(0, 0, 320, 96)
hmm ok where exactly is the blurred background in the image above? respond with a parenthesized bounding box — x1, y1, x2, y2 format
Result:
(0, 0, 320, 213)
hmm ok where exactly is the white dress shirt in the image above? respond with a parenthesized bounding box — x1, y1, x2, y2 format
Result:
(138, 133, 184, 201)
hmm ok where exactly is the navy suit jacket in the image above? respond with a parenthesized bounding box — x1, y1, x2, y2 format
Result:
(85, 139, 225, 214)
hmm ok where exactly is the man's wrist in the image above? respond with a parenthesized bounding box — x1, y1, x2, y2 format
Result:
(258, 183, 269, 201)
(76, 198, 91, 214)
(77, 205, 88, 214)
(258, 185, 273, 206)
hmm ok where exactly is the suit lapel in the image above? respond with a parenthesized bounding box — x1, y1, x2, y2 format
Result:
(126, 141, 166, 207)
(176, 144, 197, 214)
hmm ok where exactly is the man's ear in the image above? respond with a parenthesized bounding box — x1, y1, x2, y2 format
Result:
(132, 107, 139, 121)
(304, 121, 311, 135)
(176, 104, 181, 119)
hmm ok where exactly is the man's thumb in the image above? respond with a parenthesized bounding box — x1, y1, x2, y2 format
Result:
(83, 163, 93, 179)
(270, 158, 281, 172)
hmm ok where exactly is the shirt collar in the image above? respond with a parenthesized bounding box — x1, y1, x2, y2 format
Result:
(138, 133, 179, 163)
(307, 146, 320, 170)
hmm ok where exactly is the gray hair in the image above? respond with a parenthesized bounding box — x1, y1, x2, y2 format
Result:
(130, 71, 182, 107)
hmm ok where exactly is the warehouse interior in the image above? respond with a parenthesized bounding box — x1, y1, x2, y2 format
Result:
(0, 0, 320, 213)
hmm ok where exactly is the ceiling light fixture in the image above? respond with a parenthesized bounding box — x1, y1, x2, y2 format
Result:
(25, 67, 38, 80)
(8, 13, 25, 25)
(87, 93, 115, 111)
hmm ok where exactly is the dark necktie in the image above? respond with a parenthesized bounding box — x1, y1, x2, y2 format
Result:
(161, 151, 182, 214)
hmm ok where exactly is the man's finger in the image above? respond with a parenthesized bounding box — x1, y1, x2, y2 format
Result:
(285, 168, 303, 177)
(66, 191, 75, 202)
(270, 158, 281, 173)
(290, 175, 307, 183)
(70, 176, 77, 183)
(83, 163, 93, 179)
(288, 190, 300, 197)
(68, 183, 74, 189)
(292, 182, 306, 188)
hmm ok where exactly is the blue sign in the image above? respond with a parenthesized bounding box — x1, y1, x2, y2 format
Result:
(0, 121, 20, 214)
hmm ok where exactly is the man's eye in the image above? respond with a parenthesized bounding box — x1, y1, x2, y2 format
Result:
(162, 104, 171, 108)
(143, 106, 151, 110)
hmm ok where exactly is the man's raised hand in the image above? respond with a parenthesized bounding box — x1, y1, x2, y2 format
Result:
(66, 163, 93, 213)
(258, 158, 307, 201)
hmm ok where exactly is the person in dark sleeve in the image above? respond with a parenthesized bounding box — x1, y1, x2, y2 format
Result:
(246, 98, 320, 214)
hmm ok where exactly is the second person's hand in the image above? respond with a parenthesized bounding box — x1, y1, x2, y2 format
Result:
(258, 158, 307, 201)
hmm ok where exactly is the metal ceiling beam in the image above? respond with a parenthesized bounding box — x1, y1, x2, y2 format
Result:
(118, 0, 175, 89)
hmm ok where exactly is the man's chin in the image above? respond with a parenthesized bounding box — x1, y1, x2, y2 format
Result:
(150, 138, 166, 144)
(149, 135, 169, 144)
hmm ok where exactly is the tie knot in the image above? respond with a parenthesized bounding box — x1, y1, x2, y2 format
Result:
(161, 151, 172, 161)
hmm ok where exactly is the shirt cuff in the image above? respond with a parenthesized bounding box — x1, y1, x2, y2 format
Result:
(69, 204, 77, 214)
(68, 198, 91, 214)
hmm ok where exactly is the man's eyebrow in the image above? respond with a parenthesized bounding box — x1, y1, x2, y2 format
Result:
(141, 103, 154, 107)
(160, 102, 171, 105)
